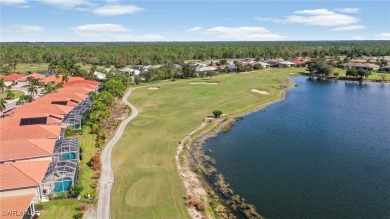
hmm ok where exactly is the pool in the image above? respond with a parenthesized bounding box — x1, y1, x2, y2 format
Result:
(53, 177, 72, 193)
(61, 153, 76, 160)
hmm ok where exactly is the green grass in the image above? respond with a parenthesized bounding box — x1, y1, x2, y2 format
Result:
(111, 68, 306, 218)
(16, 63, 49, 73)
(37, 200, 80, 219)
(0, 90, 24, 99)
(77, 126, 97, 197)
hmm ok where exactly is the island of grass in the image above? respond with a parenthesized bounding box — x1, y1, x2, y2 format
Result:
(110, 67, 305, 218)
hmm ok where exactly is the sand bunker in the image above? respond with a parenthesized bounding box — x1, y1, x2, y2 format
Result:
(189, 82, 219, 85)
(251, 89, 270, 95)
(289, 73, 295, 75)
(148, 87, 160, 90)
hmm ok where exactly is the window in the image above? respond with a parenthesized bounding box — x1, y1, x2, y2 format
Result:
(51, 101, 68, 105)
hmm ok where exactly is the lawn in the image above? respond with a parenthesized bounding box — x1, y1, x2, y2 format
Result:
(37, 199, 80, 219)
(111, 68, 305, 218)
(0, 90, 24, 99)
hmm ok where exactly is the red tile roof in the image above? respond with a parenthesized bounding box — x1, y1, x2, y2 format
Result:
(0, 125, 62, 141)
(0, 139, 56, 162)
(0, 113, 64, 126)
(0, 73, 25, 82)
(0, 194, 35, 219)
(0, 160, 50, 190)
(7, 103, 73, 116)
(19, 73, 46, 82)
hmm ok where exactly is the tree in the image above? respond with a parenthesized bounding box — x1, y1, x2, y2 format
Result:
(357, 68, 371, 79)
(253, 63, 263, 70)
(16, 94, 33, 105)
(220, 59, 228, 65)
(0, 79, 5, 93)
(346, 68, 358, 78)
(182, 64, 196, 78)
(6, 90, 15, 100)
(212, 110, 222, 118)
(27, 84, 38, 98)
(0, 98, 7, 115)
(235, 63, 243, 73)
(101, 79, 126, 98)
(96, 91, 116, 108)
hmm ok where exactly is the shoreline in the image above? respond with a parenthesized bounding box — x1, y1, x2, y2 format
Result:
(176, 78, 296, 218)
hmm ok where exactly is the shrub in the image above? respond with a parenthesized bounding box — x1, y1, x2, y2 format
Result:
(77, 203, 89, 211)
(196, 202, 206, 212)
(69, 185, 83, 198)
(89, 155, 101, 170)
(73, 212, 83, 219)
(212, 110, 222, 118)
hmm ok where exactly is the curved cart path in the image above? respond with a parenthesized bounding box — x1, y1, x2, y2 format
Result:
(96, 88, 138, 219)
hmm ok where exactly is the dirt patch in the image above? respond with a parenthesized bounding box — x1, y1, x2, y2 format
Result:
(189, 82, 219, 85)
(148, 87, 160, 90)
(251, 89, 270, 95)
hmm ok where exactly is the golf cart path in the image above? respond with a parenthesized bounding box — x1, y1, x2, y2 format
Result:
(96, 87, 138, 219)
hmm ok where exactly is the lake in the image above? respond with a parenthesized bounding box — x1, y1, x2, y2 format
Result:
(204, 77, 390, 219)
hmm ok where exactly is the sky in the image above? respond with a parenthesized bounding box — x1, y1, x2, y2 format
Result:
(0, 0, 390, 42)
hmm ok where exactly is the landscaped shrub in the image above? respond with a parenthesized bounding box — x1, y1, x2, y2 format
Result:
(89, 155, 101, 170)
(73, 212, 83, 219)
(68, 185, 83, 198)
(196, 202, 206, 212)
(77, 203, 89, 211)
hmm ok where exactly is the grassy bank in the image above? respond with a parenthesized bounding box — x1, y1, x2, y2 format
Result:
(111, 68, 305, 218)
(0, 90, 24, 99)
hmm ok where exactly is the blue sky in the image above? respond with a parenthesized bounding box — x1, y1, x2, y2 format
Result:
(1, 0, 389, 42)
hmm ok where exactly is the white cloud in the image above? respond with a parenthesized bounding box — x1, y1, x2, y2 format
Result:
(330, 25, 366, 31)
(335, 8, 360, 13)
(92, 4, 144, 16)
(186, 27, 203, 32)
(71, 23, 163, 41)
(202, 26, 286, 41)
(376, 33, 390, 40)
(72, 24, 131, 37)
(37, 0, 91, 8)
(253, 17, 274, 21)
(16, 25, 44, 33)
(0, 0, 27, 5)
(285, 9, 360, 26)
(2, 25, 44, 33)
(350, 36, 366, 40)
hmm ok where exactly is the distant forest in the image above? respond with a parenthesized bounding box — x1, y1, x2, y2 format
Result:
(1, 41, 390, 66)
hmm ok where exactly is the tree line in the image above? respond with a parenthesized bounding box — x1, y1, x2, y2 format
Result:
(1, 41, 390, 66)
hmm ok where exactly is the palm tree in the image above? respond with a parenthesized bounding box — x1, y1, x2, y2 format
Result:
(0, 79, 5, 93)
(0, 98, 7, 115)
(16, 94, 33, 106)
(62, 74, 69, 83)
(27, 84, 38, 98)
(48, 60, 59, 74)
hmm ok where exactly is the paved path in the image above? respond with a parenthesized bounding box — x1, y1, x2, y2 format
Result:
(96, 88, 138, 219)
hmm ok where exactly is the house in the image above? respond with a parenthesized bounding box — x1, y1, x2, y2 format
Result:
(0, 125, 63, 141)
(0, 194, 37, 219)
(0, 139, 56, 163)
(341, 63, 380, 70)
(19, 73, 46, 85)
(380, 65, 390, 72)
(256, 62, 271, 68)
(288, 58, 310, 66)
(278, 61, 297, 67)
(93, 71, 107, 80)
(0, 160, 51, 202)
(0, 73, 26, 86)
(196, 66, 217, 72)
